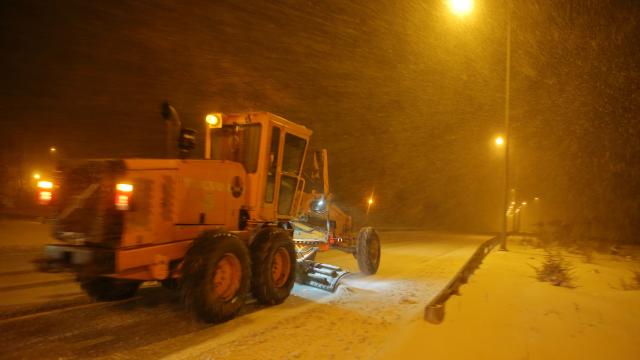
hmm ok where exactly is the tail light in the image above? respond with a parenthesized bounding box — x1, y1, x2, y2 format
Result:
(37, 180, 54, 205)
(115, 183, 133, 211)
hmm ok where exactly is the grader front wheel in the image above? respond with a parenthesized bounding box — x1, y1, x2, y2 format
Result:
(356, 227, 381, 275)
(250, 228, 296, 305)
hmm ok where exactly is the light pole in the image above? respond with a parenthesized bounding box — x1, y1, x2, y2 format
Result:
(499, 0, 512, 251)
(448, 0, 512, 249)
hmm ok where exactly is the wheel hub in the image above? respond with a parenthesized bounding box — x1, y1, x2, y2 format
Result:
(272, 247, 291, 288)
(213, 253, 242, 301)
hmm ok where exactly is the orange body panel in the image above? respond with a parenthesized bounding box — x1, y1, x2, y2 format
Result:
(118, 159, 246, 248)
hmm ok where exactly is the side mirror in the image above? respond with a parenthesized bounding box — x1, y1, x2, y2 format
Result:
(178, 128, 197, 158)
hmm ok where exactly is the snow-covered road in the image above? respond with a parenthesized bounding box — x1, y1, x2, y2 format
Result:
(0, 230, 491, 360)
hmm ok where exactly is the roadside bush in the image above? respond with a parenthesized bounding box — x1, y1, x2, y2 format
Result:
(566, 240, 596, 263)
(518, 235, 540, 248)
(581, 247, 595, 263)
(535, 250, 575, 288)
(620, 269, 640, 291)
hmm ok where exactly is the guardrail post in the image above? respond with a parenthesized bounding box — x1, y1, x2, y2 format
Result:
(424, 303, 445, 324)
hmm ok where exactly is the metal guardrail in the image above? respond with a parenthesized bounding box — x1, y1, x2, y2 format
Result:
(424, 235, 500, 324)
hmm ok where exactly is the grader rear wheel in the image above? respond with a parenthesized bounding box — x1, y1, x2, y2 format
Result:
(213, 253, 243, 301)
(356, 227, 381, 275)
(181, 232, 251, 323)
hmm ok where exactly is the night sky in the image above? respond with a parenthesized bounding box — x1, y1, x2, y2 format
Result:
(1, 0, 639, 238)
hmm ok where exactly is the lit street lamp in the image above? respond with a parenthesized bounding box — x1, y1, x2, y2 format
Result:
(364, 191, 375, 225)
(448, 0, 474, 16)
(33, 173, 41, 180)
(495, 136, 505, 147)
(366, 194, 374, 216)
(49, 146, 57, 153)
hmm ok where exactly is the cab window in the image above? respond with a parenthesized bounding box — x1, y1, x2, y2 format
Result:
(264, 126, 281, 203)
(277, 133, 307, 215)
(210, 124, 261, 173)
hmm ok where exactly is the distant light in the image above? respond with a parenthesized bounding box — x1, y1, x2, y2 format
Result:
(495, 136, 505, 146)
(116, 183, 133, 192)
(206, 114, 221, 127)
(33, 173, 41, 180)
(37, 180, 53, 189)
(448, 0, 474, 16)
(49, 146, 57, 153)
(534, 197, 540, 201)
(368, 198, 374, 205)
(521, 201, 527, 206)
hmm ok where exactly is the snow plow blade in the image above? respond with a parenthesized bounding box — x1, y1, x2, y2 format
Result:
(296, 261, 349, 292)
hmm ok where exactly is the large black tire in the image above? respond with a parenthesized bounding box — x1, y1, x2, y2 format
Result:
(80, 277, 141, 301)
(250, 228, 296, 305)
(356, 227, 381, 275)
(181, 231, 251, 323)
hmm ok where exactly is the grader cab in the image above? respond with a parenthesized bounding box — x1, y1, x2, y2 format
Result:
(37, 104, 380, 323)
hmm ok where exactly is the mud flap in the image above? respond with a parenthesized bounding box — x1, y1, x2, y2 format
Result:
(296, 261, 349, 292)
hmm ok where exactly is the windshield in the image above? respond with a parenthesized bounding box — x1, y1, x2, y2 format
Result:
(209, 123, 261, 173)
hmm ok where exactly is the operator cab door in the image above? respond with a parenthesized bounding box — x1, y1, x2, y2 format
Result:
(263, 124, 308, 219)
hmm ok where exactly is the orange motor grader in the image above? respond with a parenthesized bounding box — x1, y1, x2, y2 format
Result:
(38, 103, 380, 323)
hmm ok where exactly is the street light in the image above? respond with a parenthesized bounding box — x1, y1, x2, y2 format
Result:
(364, 192, 375, 225)
(495, 136, 505, 147)
(49, 146, 57, 153)
(449, 0, 512, 250)
(33, 173, 41, 180)
(448, 0, 474, 16)
(500, 0, 513, 251)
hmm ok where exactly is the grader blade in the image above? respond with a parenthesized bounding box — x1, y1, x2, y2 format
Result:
(296, 261, 349, 292)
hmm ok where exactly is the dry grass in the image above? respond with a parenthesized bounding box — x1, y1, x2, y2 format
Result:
(620, 269, 640, 291)
(534, 250, 576, 288)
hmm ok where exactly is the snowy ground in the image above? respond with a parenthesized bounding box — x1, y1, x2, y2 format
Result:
(4, 220, 638, 359)
(379, 238, 640, 360)
(0, 220, 490, 359)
